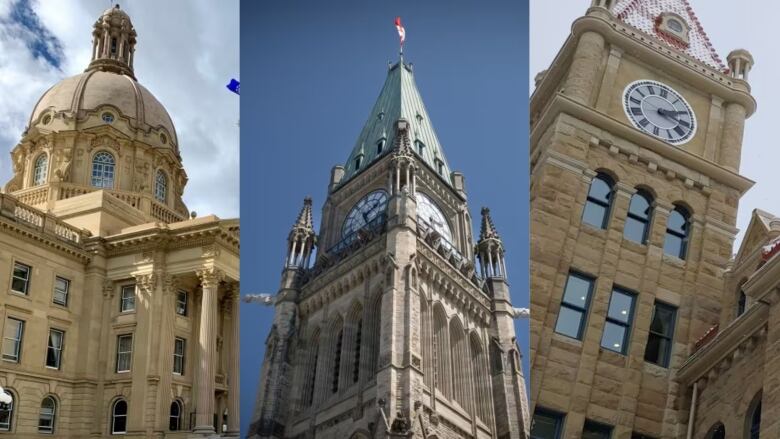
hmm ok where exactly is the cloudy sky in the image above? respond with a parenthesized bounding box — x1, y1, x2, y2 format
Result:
(531, 0, 778, 248)
(0, 0, 239, 218)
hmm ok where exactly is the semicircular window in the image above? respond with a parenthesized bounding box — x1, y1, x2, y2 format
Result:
(624, 190, 653, 244)
(33, 154, 48, 186)
(582, 173, 614, 229)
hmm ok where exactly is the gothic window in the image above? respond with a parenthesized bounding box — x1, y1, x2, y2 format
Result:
(433, 304, 451, 399)
(415, 140, 425, 155)
(583, 420, 613, 439)
(449, 318, 472, 412)
(111, 399, 128, 434)
(368, 294, 382, 376)
(91, 151, 116, 188)
(600, 287, 636, 355)
(38, 396, 57, 434)
(582, 173, 614, 229)
(624, 190, 653, 244)
(748, 397, 762, 439)
(531, 407, 564, 439)
(352, 319, 362, 384)
(704, 423, 725, 439)
(377, 139, 385, 155)
(738, 290, 747, 317)
(302, 330, 320, 408)
(470, 333, 492, 424)
(155, 170, 168, 203)
(331, 327, 344, 393)
(554, 272, 595, 340)
(169, 400, 182, 431)
(0, 390, 14, 431)
(664, 205, 690, 259)
(644, 301, 676, 368)
(420, 295, 433, 388)
(354, 155, 363, 170)
(33, 154, 48, 186)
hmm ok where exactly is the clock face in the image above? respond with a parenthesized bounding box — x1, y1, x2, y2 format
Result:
(416, 192, 453, 244)
(623, 80, 696, 146)
(341, 190, 389, 238)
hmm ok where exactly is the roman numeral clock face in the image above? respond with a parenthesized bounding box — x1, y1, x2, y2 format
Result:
(623, 80, 696, 146)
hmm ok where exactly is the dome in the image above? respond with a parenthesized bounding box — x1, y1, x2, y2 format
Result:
(29, 70, 178, 146)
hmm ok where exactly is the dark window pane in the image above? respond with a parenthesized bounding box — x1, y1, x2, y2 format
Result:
(738, 292, 747, 316)
(561, 274, 593, 308)
(645, 333, 671, 367)
(583, 202, 608, 229)
(583, 420, 613, 439)
(531, 409, 563, 439)
(667, 209, 687, 234)
(607, 290, 635, 323)
(555, 307, 584, 339)
(650, 305, 676, 337)
(663, 234, 685, 258)
(601, 321, 628, 354)
(624, 216, 648, 244)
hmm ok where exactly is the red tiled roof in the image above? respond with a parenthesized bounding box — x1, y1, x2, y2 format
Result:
(762, 236, 780, 262)
(613, 0, 726, 72)
(693, 324, 718, 353)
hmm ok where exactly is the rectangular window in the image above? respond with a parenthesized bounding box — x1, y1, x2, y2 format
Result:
(176, 291, 188, 316)
(2, 318, 24, 362)
(53, 276, 70, 306)
(116, 334, 133, 373)
(583, 420, 613, 439)
(120, 285, 135, 312)
(644, 302, 677, 368)
(11, 262, 31, 295)
(531, 407, 565, 439)
(554, 272, 594, 340)
(173, 337, 185, 375)
(46, 328, 64, 369)
(600, 287, 637, 355)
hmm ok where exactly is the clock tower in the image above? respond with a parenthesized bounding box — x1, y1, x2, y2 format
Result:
(248, 57, 529, 439)
(530, 0, 755, 438)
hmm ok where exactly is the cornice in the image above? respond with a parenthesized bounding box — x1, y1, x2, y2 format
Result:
(531, 94, 755, 195)
(0, 210, 91, 264)
(103, 221, 239, 257)
(676, 302, 768, 386)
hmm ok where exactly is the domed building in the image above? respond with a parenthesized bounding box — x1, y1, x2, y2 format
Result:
(0, 5, 239, 437)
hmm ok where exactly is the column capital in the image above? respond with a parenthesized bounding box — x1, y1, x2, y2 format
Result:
(163, 274, 179, 294)
(197, 267, 225, 288)
(134, 272, 159, 295)
(102, 279, 115, 298)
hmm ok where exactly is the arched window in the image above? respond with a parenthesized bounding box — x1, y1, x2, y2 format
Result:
(664, 205, 690, 259)
(449, 318, 472, 413)
(470, 334, 492, 425)
(0, 390, 14, 431)
(330, 320, 344, 394)
(301, 330, 320, 408)
(582, 173, 614, 229)
(169, 400, 182, 431)
(352, 318, 362, 384)
(749, 399, 762, 439)
(420, 294, 433, 389)
(91, 152, 116, 189)
(111, 399, 128, 434)
(33, 154, 48, 186)
(705, 422, 725, 439)
(624, 190, 653, 244)
(738, 290, 747, 317)
(38, 396, 57, 433)
(155, 170, 168, 203)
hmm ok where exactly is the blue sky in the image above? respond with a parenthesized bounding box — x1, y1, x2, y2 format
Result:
(240, 0, 529, 434)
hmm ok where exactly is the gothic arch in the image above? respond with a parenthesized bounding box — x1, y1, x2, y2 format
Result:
(433, 302, 451, 399)
(420, 293, 433, 388)
(299, 327, 321, 409)
(344, 301, 364, 387)
(449, 316, 473, 414)
(326, 316, 345, 396)
(744, 390, 762, 439)
(704, 422, 725, 439)
(366, 292, 383, 377)
(470, 331, 493, 426)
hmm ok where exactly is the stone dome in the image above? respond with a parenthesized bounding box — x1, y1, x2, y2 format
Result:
(29, 70, 178, 146)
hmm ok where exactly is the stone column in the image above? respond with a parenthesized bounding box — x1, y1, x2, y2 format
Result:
(194, 268, 224, 434)
(156, 275, 178, 432)
(226, 284, 241, 436)
(719, 102, 747, 172)
(564, 31, 605, 105)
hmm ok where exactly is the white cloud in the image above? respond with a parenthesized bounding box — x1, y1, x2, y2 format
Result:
(0, 0, 239, 219)
(531, 0, 779, 249)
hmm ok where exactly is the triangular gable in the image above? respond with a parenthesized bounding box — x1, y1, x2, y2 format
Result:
(734, 209, 775, 266)
(613, 0, 726, 71)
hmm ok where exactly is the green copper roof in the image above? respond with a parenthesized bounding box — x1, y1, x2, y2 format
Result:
(341, 58, 452, 186)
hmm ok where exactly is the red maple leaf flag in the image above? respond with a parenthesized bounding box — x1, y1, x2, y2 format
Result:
(395, 16, 405, 46)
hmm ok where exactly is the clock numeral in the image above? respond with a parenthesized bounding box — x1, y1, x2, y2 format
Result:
(636, 89, 646, 98)
(638, 118, 650, 128)
(630, 96, 641, 105)
(674, 125, 687, 137)
(653, 126, 660, 136)
(672, 99, 680, 105)
(631, 107, 643, 116)
(678, 119, 691, 128)
(666, 129, 673, 138)
(660, 88, 668, 98)
(647, 85, 655, 95)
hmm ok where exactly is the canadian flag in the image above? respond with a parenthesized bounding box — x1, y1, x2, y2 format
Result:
(395, 17, 405, 45)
